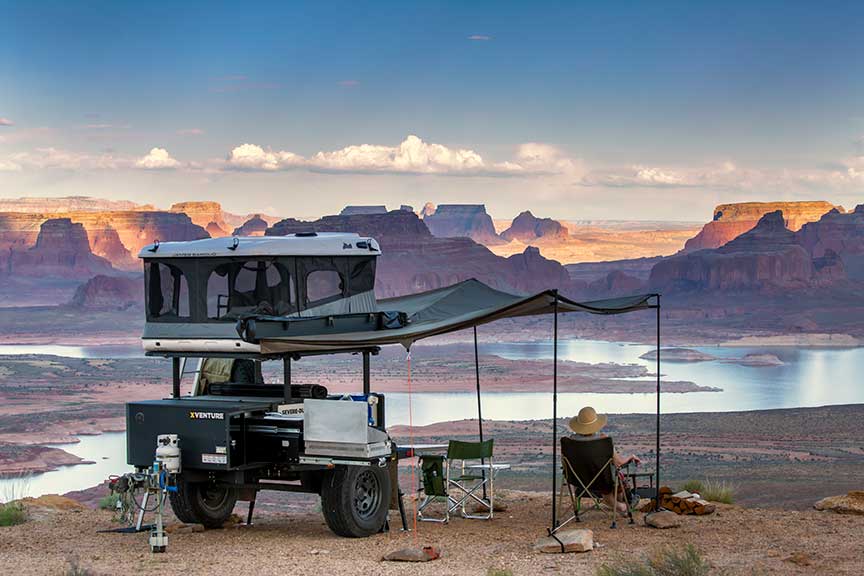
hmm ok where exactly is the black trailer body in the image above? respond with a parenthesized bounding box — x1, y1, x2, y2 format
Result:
(126, 398, 282, 471)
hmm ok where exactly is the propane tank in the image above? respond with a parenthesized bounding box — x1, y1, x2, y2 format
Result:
(155, 434, 181, 474)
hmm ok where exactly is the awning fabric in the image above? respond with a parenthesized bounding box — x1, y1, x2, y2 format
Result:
(259, 279, 657, 353)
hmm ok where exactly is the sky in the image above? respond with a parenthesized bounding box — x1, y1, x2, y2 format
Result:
(1, 1, 863, 221)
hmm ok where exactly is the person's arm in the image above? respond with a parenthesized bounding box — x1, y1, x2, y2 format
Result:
(613, 451, 642, 468)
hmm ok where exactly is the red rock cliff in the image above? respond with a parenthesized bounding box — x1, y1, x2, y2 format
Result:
(683, 201, 840, 252)
(421, 204, 505, 246)
(6, 218, 115, 279)
(650, 211, 819, 292)
(501, 210, 569, 243)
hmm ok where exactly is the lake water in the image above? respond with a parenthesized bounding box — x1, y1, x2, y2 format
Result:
(2, 339, 863, 500)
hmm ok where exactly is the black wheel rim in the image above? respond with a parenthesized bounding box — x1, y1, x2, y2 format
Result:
(198, 485, 230, 513)
(353, 470, 381, 520)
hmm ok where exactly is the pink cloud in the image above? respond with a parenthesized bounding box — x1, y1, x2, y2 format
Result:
(338, 80, 360, 87)
(177, 128, 205, 136)
(0, 117, 13, 127)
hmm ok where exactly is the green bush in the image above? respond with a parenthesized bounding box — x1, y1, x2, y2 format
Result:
(678, 479, 734, 504)
(98, 493, 120, 510)
(487, 569, 514, 576)
(0, 501, 28, 527)
(680, 479, 704, 494)
(700, 480, 734, 504)
(597, 544, 713, 576)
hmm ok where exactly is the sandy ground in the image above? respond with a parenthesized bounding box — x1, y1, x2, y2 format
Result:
(1, 491, 862, 575)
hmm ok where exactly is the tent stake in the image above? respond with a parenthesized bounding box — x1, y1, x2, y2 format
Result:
(283, 356, 292, 403)
(655, 296, 661, 511)
(474, 326, 487, 500)
(551, 290, 559, 530)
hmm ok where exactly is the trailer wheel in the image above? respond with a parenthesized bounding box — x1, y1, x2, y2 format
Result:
(320, 465, 390, 537)
(169, 480, 238, 528)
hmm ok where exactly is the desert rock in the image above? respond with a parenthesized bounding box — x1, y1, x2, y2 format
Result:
(814, 491, 864, 515)
(534, 529, 593, 553)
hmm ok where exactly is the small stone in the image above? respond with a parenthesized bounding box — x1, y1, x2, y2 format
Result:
(645, 510, 681, 529)
(814, 491, 864, 515)
(533, 529, 594, 554)
(383, 546, 441, 562)
(309, 549, 330, 555)
(785, 552, 812, 566)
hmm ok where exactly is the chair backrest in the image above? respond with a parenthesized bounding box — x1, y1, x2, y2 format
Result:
(560, 436, 615, 493)
(447, 439, 493, 461)
(420, 454, 447, 496)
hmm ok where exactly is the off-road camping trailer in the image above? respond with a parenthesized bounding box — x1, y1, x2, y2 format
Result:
(124, 234, 399, 549)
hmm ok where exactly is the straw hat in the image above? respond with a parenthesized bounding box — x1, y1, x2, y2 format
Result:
(568, 406, 608, 435)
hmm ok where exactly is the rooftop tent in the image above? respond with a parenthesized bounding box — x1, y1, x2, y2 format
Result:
(248, 279, 657, 353)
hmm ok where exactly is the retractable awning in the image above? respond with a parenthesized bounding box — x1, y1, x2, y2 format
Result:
(255, 278, 657, 353)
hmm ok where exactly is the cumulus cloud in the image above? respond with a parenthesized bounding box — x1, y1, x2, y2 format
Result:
(0, 117, 13, 127)
(136, 147, 180, 169)
(311, 135, 489, 174)
(226, 143, 304, 171)
(467, 34, 492, 41)
(0, 159, 21, 171)
(221, 136, 585, 176)
(581, 162, 742, 189)
(514, 142, 581, 174)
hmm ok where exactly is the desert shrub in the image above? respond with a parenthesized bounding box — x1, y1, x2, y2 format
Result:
(680, 479, 704, 494)
(65, 555, 96, 576)
(487, 569, 514, 576)
(0, 501, 28, 527)
(597, 544, 713, 576)
(700, 480, 735, 504)
(98, 493, 120, 510)
(678, 479, 734, 504)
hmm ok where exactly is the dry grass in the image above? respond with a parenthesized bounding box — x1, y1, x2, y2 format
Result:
(679, 480, 735, 505)
(597, 544, 714, 576)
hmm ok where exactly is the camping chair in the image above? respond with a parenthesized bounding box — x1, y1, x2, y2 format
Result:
(556, 436, 636, 530)
(417, 439, 504, 522)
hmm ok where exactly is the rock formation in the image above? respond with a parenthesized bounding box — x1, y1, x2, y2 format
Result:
(587, 270, 646, 296)
(0, 196, 152, 212)
(419, 202, 436, 219)
(0, 211, 209, 271)
(267, 211, 583, 297)
(5, 218, 115, 279)
(170, 201, 230, 237)
(650, 211, 818, 292)
(339, 205, 388, 216)
(501, 211, 570, 243)
(683, 201, 840, 252)
(422, 204, 504, 245)
(70, 274, 142, 309)
(232, 215, 270, 237)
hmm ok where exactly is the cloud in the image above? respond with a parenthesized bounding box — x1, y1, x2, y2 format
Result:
(136, 147, 180, 170)
(337, 80, 360, 87)
(0, 159, 21, 171)
(581, 162, 742, 189)
(0, 118, 13, 127)
(222, 135, 579, 176)
(226, 143, 304, 171)
(311, 135, 488, 174)
(467, 34, 492, 41)
(5, 147, 121, 170)
(177, 128, 205, 136)
(514, 142, 581, 174)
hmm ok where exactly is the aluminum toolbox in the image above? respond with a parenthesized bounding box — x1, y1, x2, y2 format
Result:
(303, 398, 392, 459)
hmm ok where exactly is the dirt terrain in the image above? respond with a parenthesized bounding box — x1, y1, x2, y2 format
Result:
(1, 492, 862, 575)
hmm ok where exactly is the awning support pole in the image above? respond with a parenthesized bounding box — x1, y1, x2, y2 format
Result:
(474, 326, 487, 500)
(655, 296, 662, 510)
(172, 357, 181, 399)
(283, 356, 292, 403)
(551, 290, 559, 530)
(362, 351, 371, 395)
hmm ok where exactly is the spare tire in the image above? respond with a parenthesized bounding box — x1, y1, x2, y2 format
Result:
(169, 480, 238, 528)
(320, 464, 390, 537)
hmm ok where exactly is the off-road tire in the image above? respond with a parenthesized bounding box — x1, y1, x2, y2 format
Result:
(320, 465, 391, 537)
(168, 480, 238, 528)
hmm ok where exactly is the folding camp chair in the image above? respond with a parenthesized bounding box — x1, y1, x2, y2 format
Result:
(556, 436, 636, 530)
(417, 439, 506, 522)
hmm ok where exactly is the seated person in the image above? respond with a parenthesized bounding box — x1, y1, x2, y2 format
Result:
(568, 406, 641, 513)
